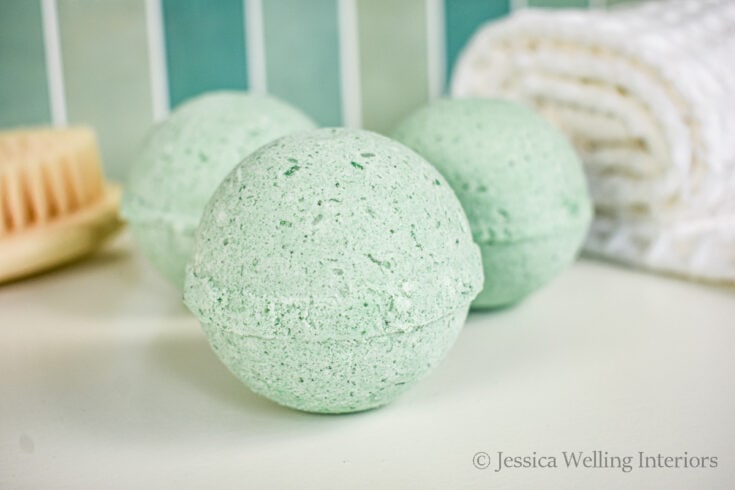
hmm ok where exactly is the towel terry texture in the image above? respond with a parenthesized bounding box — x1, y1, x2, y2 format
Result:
(452, 0, 735, 283)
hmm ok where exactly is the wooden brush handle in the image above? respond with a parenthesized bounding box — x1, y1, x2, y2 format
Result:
(0, 184, 123, 284)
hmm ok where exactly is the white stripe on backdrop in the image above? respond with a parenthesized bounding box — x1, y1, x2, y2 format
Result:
(40, 0, 67, 126)
(244, 0, 267, 94)
(426, 0, 447, 98)
(144, 0, 170, 121)
(337, 0, 362, 128)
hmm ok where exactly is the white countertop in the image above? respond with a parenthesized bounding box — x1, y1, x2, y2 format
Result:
(2, 233, 734, 489)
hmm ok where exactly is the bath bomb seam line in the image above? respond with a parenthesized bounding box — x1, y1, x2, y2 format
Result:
(199, 308, 462, 343)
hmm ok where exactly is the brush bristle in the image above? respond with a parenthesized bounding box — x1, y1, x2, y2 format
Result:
(0, 127, 105, 236)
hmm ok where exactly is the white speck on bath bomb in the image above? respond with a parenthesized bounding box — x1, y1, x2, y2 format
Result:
(122, 91, 316, 287)
(184, 128, 483, 413)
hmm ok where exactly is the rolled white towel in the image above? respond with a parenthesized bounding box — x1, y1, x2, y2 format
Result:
(452, 0, 735, 283)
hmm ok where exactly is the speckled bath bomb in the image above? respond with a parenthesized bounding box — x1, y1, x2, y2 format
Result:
(393, 98, 592, 308)
(184, 128, 483, 413)
(122, 91, 316, 287)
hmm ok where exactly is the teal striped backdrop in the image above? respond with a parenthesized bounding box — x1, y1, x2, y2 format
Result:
(0, 0, 635, 179)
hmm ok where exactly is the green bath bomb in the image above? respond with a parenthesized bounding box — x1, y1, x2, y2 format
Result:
(122, 91, 316, 287)
(184, 128, 483, 413)
(393, 98, 592, 309)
